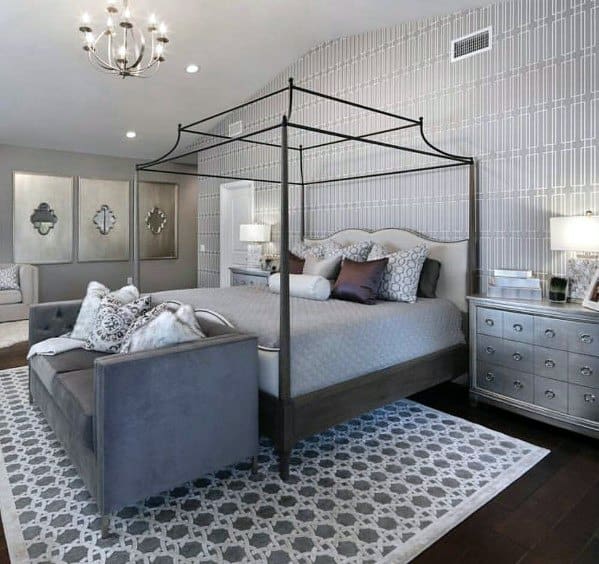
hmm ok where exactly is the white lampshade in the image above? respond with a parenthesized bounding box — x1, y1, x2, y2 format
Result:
(550, 214, 599, 252)
(239, 223, 271, 243)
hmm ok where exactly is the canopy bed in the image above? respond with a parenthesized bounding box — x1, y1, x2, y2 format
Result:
(136, 78, 478, 479)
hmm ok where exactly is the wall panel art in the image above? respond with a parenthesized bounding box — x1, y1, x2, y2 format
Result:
(139, 181, 178, 259)
(78, 178, 130, 262)
(13, 172, 73, 264)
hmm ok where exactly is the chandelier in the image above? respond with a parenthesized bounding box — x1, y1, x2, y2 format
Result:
(78, 0, 169, 78)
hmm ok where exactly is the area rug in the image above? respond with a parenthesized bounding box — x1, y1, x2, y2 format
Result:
(0, 366, 548, 563)
(0, 321, 28, 349)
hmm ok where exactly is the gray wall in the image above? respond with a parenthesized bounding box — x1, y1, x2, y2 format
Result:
(196, 0, 598, 289)
(0, 144, 198, 301)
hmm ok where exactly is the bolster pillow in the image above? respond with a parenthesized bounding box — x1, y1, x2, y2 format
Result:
(268, 273, 331, 301)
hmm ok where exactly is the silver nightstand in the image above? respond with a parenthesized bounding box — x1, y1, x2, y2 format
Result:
(468, 294, 599, 439)
(229, 266, 271, 288)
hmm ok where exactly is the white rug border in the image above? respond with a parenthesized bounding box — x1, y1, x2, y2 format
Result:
(0, 369, 550, 564)
(381, 399, 550, 563)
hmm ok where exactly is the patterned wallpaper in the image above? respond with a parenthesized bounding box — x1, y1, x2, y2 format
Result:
(196, 0, 598, 289)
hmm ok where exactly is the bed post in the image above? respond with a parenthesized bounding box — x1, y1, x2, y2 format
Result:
(468, 159, 479, 295)
(299, 144, 305, 241)
(278, 115, 292, 479)
(133, 167, 140, 289)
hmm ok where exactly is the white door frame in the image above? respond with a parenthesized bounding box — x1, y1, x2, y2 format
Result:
(219, 180, 255, 287)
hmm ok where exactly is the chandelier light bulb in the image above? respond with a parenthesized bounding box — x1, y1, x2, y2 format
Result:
(149, 13, 157, 25)
(158, 22, 167, 35)
(85, 32, 94, 45)
(81, 13, 91, 24)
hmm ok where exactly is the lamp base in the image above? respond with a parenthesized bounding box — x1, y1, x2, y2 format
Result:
(246, 243, 262, 269)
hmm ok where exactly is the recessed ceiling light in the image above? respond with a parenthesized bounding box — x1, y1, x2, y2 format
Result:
(186, 64, 199, 74)
(125, 131, 137, 139)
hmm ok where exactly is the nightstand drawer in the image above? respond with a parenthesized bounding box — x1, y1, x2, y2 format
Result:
(503, 370, 534, 404)
(477, 334, 504, 363)
(503, 311, 533, 344)
(533, 346, 568, 381)
(568, 384, 599, 422)
(477, 307, 503, 337)
(534, 317, 569, 350)
(566, 322, 599, 356)
(476, 334, 533, 372)
(534, 376, 568, 412)
(476, 362, 504, 394)
(568, 353, 599, 388)
(231, 273, 268, 287)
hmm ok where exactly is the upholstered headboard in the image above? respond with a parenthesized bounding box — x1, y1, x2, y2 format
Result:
(305, 228, 469, 312)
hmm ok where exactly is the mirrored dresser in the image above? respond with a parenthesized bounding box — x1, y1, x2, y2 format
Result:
(468, 295, 599, 439)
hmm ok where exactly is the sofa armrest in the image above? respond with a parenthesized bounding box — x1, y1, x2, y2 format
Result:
(93, 333, 259, 514)
(29, 300, 82, 346)
(18, 264, 38, 306)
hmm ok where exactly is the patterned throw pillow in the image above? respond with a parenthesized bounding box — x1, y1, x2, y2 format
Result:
(0, 265, 19, 290)
(322, 240, 373, 262)
(85, 295, 151, 353)
(120, 302, 205, 354)
(369, 244, 430, 303)
(290, 242, 325, 259)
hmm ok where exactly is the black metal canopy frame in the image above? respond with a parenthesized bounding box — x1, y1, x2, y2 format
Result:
(134, 76, 478, 417)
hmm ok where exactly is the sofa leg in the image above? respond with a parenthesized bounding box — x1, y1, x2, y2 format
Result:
(278, 451, 290, 481)
(100, 515, 111, 539)
(251, 456, 259, 475)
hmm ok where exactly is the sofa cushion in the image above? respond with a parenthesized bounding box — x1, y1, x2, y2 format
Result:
(0, 290, 22, 305)
(53, 370, 94, 451)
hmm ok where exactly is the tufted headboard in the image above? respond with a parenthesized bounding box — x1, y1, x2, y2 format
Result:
(305, 228, 469, 312)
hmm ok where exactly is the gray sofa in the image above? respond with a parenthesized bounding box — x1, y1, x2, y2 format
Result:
(28, 298, 259, 536)
(0, 263, 38, 322)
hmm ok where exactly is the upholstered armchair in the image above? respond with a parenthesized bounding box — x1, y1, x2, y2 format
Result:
(0, 263, 39, 322)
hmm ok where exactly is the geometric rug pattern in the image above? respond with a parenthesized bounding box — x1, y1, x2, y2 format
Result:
(0, 367, 548, 563)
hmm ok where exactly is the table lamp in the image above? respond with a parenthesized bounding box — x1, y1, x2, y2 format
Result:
(239, 224, 271, 268)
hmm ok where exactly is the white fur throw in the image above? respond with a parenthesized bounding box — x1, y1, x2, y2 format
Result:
(120, 303, 205, 354)
(268, 273, 331, 301)
(71, 281, 139, 341)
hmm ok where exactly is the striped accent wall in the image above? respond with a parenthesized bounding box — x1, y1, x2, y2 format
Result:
(197, 0, 598, 289)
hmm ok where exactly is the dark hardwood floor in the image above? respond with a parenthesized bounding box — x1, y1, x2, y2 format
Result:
(0, 344, 597, 563)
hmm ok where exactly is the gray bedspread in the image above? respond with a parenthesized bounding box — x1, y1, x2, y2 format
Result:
(152, 287, 465, 397)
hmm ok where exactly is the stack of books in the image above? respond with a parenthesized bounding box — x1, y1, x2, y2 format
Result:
(487, 269, 542, 300)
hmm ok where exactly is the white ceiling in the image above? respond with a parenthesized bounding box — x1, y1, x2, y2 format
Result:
(0, 0, 490, 161)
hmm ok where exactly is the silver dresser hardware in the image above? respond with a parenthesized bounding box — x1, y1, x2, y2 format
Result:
(469, 295, 599, 439)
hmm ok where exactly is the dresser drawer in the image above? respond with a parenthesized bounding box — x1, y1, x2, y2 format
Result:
(567, 322, 599, 356)
(477, 307, 503, 337)
(534, 317, 569, 350)
(476, 362, 504, 395)
(533, 346, 568, 381)
(503, 370, 534, 403)
(500, 339, 534, 373)
(477, 334, 504, 364)
(534, 376, 568, 413)
(568, 353, 599, 388)
(568, 384, 599, 422)
(503, 311, 534, 344)
(231, 273, 268, 287)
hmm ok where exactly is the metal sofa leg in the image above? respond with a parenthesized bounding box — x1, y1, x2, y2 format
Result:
(100, 514, 111, 539)
(278, 451, 290, 481)
(251, 456, 259, 475)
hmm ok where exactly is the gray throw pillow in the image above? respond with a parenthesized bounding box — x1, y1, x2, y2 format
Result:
(303, 254, 342, 280)
(322, 240, 373, 262)
(71, 282, 139, 341)
(417, 259, 442, 298)
(120, 303, 205, 353)
(85, 295, 151, 353)
(0, 265, 19, 290)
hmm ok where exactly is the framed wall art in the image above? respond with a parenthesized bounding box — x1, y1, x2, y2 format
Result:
(583, 268, 599, 312)
(139, 181, 178, 259)
(13, 172, 74, 264)
(78, 178, 130, 262)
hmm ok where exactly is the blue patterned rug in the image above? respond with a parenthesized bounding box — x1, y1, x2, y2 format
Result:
(0, 366, 548, 563)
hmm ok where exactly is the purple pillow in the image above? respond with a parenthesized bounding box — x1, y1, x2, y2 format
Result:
(331, 258, 389, 305)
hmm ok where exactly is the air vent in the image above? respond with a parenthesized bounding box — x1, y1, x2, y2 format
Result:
(451, 27, 492, 62)
(229, 120, 243, 137)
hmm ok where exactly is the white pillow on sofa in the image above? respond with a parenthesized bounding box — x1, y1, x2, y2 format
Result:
(71, 281, 139, 341)
(120, 303, 205, 354)
(268, 273, 331, 301)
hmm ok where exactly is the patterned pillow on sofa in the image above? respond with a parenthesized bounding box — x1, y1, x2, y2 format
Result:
(85, 295, 151, 353)
(0, 265, 19, 291)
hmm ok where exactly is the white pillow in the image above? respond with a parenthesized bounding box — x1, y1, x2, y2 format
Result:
(268, 273, 331, 301)
(71, 282, 139, 341)
(120, 303, 205, 354)
(303, 255, 342, 280)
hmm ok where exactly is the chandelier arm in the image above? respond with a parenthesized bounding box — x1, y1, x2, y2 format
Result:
(88, 47, 118, 72)
(129, 27, 146, 70)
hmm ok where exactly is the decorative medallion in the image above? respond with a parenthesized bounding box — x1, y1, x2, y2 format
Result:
(145, 206, 167, 235)
(30, 202, 58, 236)
(92, 204, 117, 235)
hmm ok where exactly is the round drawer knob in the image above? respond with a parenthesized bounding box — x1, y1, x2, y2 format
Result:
(513, 323, 523, 332)
(485, 318, 494, 326)
(485, 346, 495, 354)
(580, 334, 593, 344)
(544, 359, 556, 369)
(544, 329, 555, 338)
(544, 390, 556, 399)
(584, 393, 596, 403)
(485, 372, 495, 382)
(580, 366, 593, 377)
(513, 380, 523, 390)
(512, 352, 523, 361)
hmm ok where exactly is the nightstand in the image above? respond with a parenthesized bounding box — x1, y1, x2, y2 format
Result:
(468, 295, 599, 439)
(229, 266, 270, 288)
